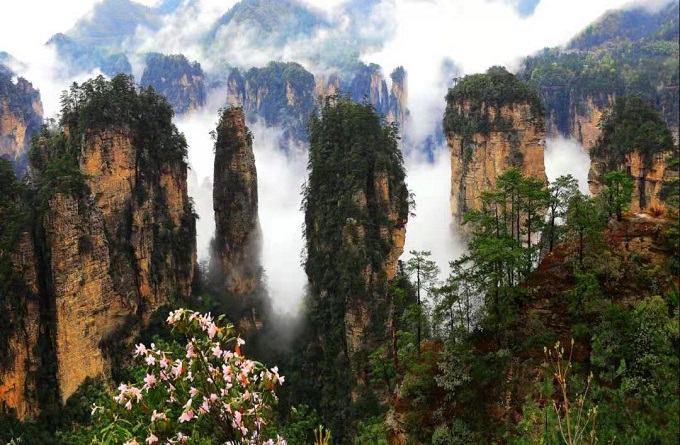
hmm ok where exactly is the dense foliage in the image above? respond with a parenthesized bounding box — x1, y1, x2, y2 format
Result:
(390, 169, 679, 443)
(520, 1, 679, 137)
(444, 66, 545, 162)
(591, 94, 675, 171)
(299, 95, 409, 442)
(141, 53, 206, 114)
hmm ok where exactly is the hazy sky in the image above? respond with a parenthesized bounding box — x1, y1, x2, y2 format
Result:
(0, 0, 666, 66)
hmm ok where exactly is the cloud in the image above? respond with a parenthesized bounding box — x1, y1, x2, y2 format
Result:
(0, 2, 95, 58)
(362, 0, 635, 150)
(249, 122, 308, 312)
(403, 148, 466, 283)
(544, 136, 592, 194)
(132, 0, 239, 70)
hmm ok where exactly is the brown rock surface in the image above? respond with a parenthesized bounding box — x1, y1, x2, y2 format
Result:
(0, 76, 43, 161)
(212, 107, 264, 332)
(448, 103, 546, 235)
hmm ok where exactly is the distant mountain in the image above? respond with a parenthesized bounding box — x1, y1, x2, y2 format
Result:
(520, 1, 679, 143)
(141, 53, 206, 114)
(568, 2, 679, 50)
(66, 0, 162, 51)
(47, 33, 132, 77)
(209, 0, 325, 45)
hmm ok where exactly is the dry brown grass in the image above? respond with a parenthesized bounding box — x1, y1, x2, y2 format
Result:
(648, 204, 667, 217)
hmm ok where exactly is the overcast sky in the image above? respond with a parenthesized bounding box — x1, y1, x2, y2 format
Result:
(0, 0, 668, 65)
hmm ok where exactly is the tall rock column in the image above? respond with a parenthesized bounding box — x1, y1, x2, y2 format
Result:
(444, 67, 547, 235)
(212, 107, 264, 333)
(303, 96, 409, 439)
(0, 71, 43, 171)
(20, 74, 196, 406)
(0, 159, 41, 418)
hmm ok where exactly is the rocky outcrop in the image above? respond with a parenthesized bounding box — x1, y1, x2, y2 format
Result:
(589, 150, 675, 213)
(226, 62, 316, 151)
(348, 63, 390, 116)
(568, 95, 612, 149)
(387, 67, 409, 135)
(211, 107, 264, 332)
(303, 97, 409, 436)
(445, 69, 546, 235)
(587, 95, 676, 213)
(43, 192, 130, 400)
(141, 53, 206, 114)
(0, 232, 41, 419)
(0, 72, 42, 169)
(0, 75, 197, 413)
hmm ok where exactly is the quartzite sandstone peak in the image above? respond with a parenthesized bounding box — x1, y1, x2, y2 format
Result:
(444, 68, 547, 235)
(212, 106, 265, 333)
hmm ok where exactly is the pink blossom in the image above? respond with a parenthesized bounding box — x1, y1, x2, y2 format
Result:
(199, 399, 210, 414)
(145, 355, 156, 366)
(207, 322, 218, 339)
(212, 343, 223, 358)
(178, 409, 195, 423)
(123, 439, 139, 445)
(186, 342, 196, 359)
(125, 400, 132, 411)
(134, 344, 147, 356)
(151, 410, 167, 422)
(189, 387, 199, 397)
(146, 434, 159, 444)
(143, 373, 157, 389)
(159, 356, 169, 369)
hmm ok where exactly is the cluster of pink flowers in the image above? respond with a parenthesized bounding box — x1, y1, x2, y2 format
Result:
(100, 309, 287, 445)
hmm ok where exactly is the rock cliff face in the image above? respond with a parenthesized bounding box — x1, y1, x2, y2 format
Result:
(0, 233, 41, 419)
(444, 68, 546, 235)
(587, 95, 676, 213)
(0, 159, 42, 418)
(0, 72, 43, 170)
(387, 67, 409, 135)
(303, 98, 409, 436)
(42, 192, 131, 400)
(226, 62, 316, 151)
(0, 75, 196, 414)
(211, 107, 264, 332)
(141, 53, 206, 114)
(589, 151, 674, 212)
(567, 95, 613, 149)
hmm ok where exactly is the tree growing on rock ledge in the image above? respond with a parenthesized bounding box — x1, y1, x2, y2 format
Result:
(301, 95, 410, 441)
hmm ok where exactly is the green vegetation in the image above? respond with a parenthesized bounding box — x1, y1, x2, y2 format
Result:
(299, 95, 409, 441)
(591, 95, 675, 170)
(389, 168, 678, 443)
(444, 66, 545, 162)
(520, 2, 679, 136)
(141, 53, 206, 114)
